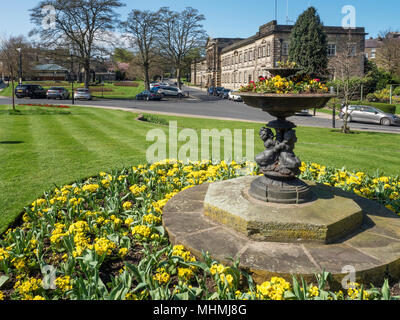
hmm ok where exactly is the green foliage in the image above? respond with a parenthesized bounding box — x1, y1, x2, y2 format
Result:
(365, 60, 399, 91)
(289, 7, 328, 77)
(113, 48, 134, 63)
(139, 114, 169, 126)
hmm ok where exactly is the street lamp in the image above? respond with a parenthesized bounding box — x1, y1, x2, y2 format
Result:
(16, 48, 22, 84)
(70, 47, 75, 105)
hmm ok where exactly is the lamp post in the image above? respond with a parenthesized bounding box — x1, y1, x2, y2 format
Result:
(16, 48, 22, 84)
(70, 48, 75, 105)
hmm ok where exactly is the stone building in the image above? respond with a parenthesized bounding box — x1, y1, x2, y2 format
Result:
(191, 20, 366, 89)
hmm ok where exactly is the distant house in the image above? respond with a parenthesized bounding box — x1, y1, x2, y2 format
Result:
(33, 64, 69, 81)
(365, 38, 381, 59)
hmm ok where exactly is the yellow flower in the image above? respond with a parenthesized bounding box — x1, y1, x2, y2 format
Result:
(118, 247, 129, 258)
(153, 268, 170, 285)
(178, 268, 194, 281)
(94, 237, 116, 256)
(308, 286, 319, 297)
(132, 225, 152, 239)
(55, 276, 72, 292)
(130, 185, 147, 196)
(82, 184, 99, 193)
(122, 201, 133, 211)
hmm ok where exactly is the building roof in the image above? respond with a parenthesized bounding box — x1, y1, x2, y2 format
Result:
(220, 20, 367, 54)
(365, 38, 381, 49)
(34, 64, 68, 72)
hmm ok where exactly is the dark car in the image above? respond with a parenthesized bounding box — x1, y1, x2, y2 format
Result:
(15, 84, 47, 99)
(214, 87, 225, 96)
(136, 90, 162, 101)
(46, 87, 70, 100)
(219, 89, 231, 99)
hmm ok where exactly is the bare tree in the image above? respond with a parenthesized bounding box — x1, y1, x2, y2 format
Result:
(157, 7, 207, 89)
(330, 30, 364, 133)
(121, 9, 160, 91)
(376, 30, 400, 76)
(0, 36, 34, 111)
(30, 0, 124, 88)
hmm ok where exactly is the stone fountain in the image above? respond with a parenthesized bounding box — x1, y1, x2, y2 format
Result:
(162, 70, 400, 286)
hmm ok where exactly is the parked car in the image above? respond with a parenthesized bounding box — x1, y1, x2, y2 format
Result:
(295, 109, 310, 115)
(228, 91, 243, 102)
(15, 84, 47, 99)
(0, 80, 7, 90)
(156, 86, 184, 98)
(74, 88, 92, 100)
(214, 87, 225, 96)
(340, 105, 400, 126)
(219, 89, 231, 99)
(207, 87, 215, 95)
(136, 90, 162, 101)
(46, 87, 70, 100)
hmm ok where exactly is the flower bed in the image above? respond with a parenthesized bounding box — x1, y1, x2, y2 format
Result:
(239, 75, 329, 94)
(0, 160, 399, 300)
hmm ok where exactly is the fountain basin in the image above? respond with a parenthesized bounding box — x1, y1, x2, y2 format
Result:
(234, 92, 336, 118)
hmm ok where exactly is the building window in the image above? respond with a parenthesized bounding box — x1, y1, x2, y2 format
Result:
(244, 52, 247, 62)
(327, 44, 336, 57)
(244, 71, 247, 83)
(263, 46, 266, 57)
(267, 44, 271, 57)
(282, 42, 289, 56)
(258, 47, 262, 58)
(371, 48, 376, 58)
(347, 44, 357, 57)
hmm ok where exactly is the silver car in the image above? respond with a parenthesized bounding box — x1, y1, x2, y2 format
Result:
(74, 88, 92, 100)
(340, 105, 400, 126)
(157, 86, 183, 98)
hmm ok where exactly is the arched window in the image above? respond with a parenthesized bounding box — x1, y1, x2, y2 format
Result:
(267, 44, 271, 57)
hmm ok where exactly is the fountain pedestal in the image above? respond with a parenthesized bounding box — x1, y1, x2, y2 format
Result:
(163, 181, 400, 286)
(162, 83, 400, 286)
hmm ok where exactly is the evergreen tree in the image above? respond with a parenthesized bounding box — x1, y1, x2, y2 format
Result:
(289, 7, 328, 77)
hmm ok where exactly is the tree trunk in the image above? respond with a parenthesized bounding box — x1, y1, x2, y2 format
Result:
(144, 63, 150, 91)
(176, 67, 182, 90)
(84, 60, 91, 89)
(11, 75, 15, 111)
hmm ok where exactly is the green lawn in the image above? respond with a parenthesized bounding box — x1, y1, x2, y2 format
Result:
(1, 104, 400, 234)
(0, 81, 145, 100)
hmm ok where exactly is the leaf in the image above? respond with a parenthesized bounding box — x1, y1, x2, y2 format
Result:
(109, 282, 124, 300)
(173, 292, 189, 300)
(0, 275, 9, 288)
(283, 290, 297, 300)
(125, 262, 144, 282)
(381, 279, 391, 300)
(208, 292, 220, 300)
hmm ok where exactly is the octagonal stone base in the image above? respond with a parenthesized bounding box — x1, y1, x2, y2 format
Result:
(163, 178, 400, 286)
(204, 176, 363, 244)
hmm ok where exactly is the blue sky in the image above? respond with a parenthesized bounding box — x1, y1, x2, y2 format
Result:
(0, 0, 399, 40)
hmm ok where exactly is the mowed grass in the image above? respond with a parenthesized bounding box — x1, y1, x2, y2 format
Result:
(0, 81, 145, 100)
(1, 104, 400, 234)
